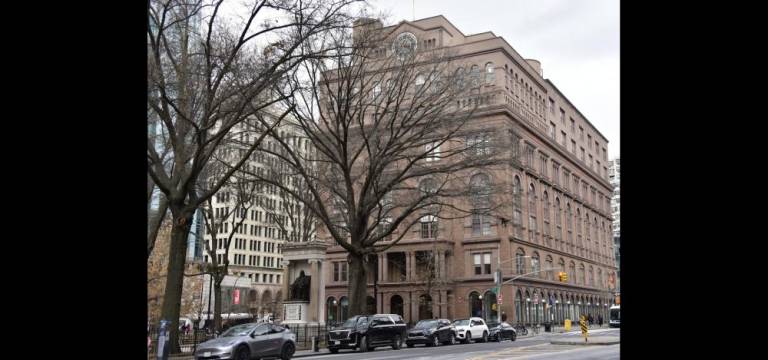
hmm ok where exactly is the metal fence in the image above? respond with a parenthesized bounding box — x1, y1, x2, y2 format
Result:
(147, 323, 333, 357)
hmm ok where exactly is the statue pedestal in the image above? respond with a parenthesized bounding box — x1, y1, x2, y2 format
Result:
(282, 241, 327, 326)
(282, 301, 310, 324)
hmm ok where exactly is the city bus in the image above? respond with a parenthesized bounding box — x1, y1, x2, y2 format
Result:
(609, 305, 620, 327)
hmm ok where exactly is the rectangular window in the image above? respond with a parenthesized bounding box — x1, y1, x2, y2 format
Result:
(473, 252, 492, 275)
(549, 122, 556, 138)
(540, 156, 548, 177)
(472, 214, 491, 236)
(588, 134, 592, 148)
(571, 140, 576, 153)
(580, 148, 585, 161)
(553, 164, 560, 185)
(426, 142, 441, 162)
(579, 127, 584, 140)
(561, 131, 567, 146)
(474, 254, 482, 275)
(561, 108, 566, 123)
(589, 154, 593, 168)
(341, 263, 348, 281)
(484, 253, 492, 274)
(570, 118, 575, 131)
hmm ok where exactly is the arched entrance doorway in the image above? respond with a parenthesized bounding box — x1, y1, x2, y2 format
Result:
(339, 297, 349, 321)
(469, 291, 482, 318)
(366, 296, 376, 315)
(483, 290, 497, 322)
(419, 294, 433, 320)
(514, 290, 523, 324)
(390, 295, 404, 317)
(326, 297, 338, 325)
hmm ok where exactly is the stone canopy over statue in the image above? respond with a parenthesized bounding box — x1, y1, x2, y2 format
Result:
(290, 270, 311, 301)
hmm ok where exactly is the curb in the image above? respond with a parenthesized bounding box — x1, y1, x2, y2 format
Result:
(550, 340, 620, 346)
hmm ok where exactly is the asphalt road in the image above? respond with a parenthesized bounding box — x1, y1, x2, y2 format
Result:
(292, 329, 619, 360)
(294, 329, 620, 360)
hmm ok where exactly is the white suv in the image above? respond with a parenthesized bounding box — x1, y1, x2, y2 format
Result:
(452, 317, 489, 343)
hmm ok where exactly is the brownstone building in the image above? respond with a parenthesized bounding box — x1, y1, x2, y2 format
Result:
(323, 15, 617, 326)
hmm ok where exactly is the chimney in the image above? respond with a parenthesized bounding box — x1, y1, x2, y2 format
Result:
(352, 17, 383, 44)
(525, 59, 543, 77)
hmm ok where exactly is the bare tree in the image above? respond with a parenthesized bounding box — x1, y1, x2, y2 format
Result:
(241, 18, 509, 316)
(199, 168, 260, 332)
(147, 0, 361, 351)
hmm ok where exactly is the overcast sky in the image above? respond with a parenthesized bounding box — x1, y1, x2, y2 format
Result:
(374, 0, 620, 158)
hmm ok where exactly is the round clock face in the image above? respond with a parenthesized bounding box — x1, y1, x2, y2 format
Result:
(392, 32, 418, 61)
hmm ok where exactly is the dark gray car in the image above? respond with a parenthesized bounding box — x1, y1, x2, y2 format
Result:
(194, 322, 296, 360)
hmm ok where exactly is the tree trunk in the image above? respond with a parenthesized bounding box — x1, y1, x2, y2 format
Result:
(347, 254, 368, 317)
(160, 209, 194, 354)
(214, 277, 223, 333)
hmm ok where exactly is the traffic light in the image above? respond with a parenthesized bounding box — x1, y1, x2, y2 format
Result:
(558, 272, 568, 282)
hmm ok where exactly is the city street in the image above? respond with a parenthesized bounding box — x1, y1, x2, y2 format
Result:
(294, 329, 620, 360)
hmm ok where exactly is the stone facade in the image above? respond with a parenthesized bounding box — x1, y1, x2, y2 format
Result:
(323, 15, 618, 326)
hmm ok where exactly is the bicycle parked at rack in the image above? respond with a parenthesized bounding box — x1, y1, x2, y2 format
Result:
(514, 323, 528, 336)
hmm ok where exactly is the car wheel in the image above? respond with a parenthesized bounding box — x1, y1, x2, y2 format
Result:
(234, 345, 250, 360)
(429, 335, 439, 347)
(511, 332, 517, 341)
(280, 342, 295, 360)
(496, 333, 502, 342)
(329, 348, 339, 354)
(392, 334, 402, 350)
(481, 331, 488, 343)
(444, 333, 455, 346)
(359, 336, 369, 352)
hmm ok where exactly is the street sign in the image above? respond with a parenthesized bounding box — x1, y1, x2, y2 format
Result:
(233, 289, 240, 305)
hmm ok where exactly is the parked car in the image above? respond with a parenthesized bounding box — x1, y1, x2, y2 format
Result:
(452, 317, 489, 344)
(487, 321, 517, 342)
(194, 322, 295, 360)
(326, 314, 407, 353)
(406, 319, 456, 347)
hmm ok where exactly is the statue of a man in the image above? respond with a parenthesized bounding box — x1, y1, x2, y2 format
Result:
(290, 270, 311, 301)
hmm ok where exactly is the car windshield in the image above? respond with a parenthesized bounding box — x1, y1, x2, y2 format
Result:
(220, 323, 260, 337)
(414, 320, 439, 329)
(341, 317, 361, 328)
(486, 321, 499, 328)
(453, 319, 469, 326)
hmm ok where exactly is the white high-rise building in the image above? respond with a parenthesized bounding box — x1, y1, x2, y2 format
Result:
(201, 116, 315, 318)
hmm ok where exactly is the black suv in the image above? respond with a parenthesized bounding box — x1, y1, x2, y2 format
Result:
(406, 319, 456, 347)
(327, 314, 407, 353)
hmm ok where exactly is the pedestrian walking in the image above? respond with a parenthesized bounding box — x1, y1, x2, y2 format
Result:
(588, 314, 593, 328)
(598, 314, 603, 327)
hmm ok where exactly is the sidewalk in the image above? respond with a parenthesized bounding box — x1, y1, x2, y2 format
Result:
(162, 348, 331, 359)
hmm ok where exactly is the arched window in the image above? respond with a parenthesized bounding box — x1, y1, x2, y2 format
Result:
(555, 197, 562, 245)
(366, 296, 376, 315)
(469, 291, 483, 318)
(390, 295, 404, 317)
(419, 178, 437, 196)
(339, 296, 349, 321)
(485, 62, 495, 84)
(483, 290, 498, 322)
(524, 291, 532, 324)
(569, 262, 576, 285)
(454, 67, 466, 90)
(579, 263, 586, 285)
(566, 203, 573, 252)
(576, 208, 582, 252)
(589, 266, 594, 287)
(515, 290, 523, 323)
(528, 183, 537, 241)
(598, 268, 604, 289)
(512, 176, 523, 236)
(372, 81, 381, 98)
(420, 215, 438, 239)
(516, 248, 526, 275)
(469, 64, 481, 87)
(559, 258, 566, 275)
(546, 255, 554, 280)
(419, 294, 433, 320)
(471, 174, 492, 236)
(415, 73, 425, 88)
(531, 252, 540, 277)
(326, 297, 338, 324)
(542, 191, 550, 239)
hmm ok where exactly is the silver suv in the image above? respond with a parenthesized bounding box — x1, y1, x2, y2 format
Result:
(194, 322, 296, 360)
